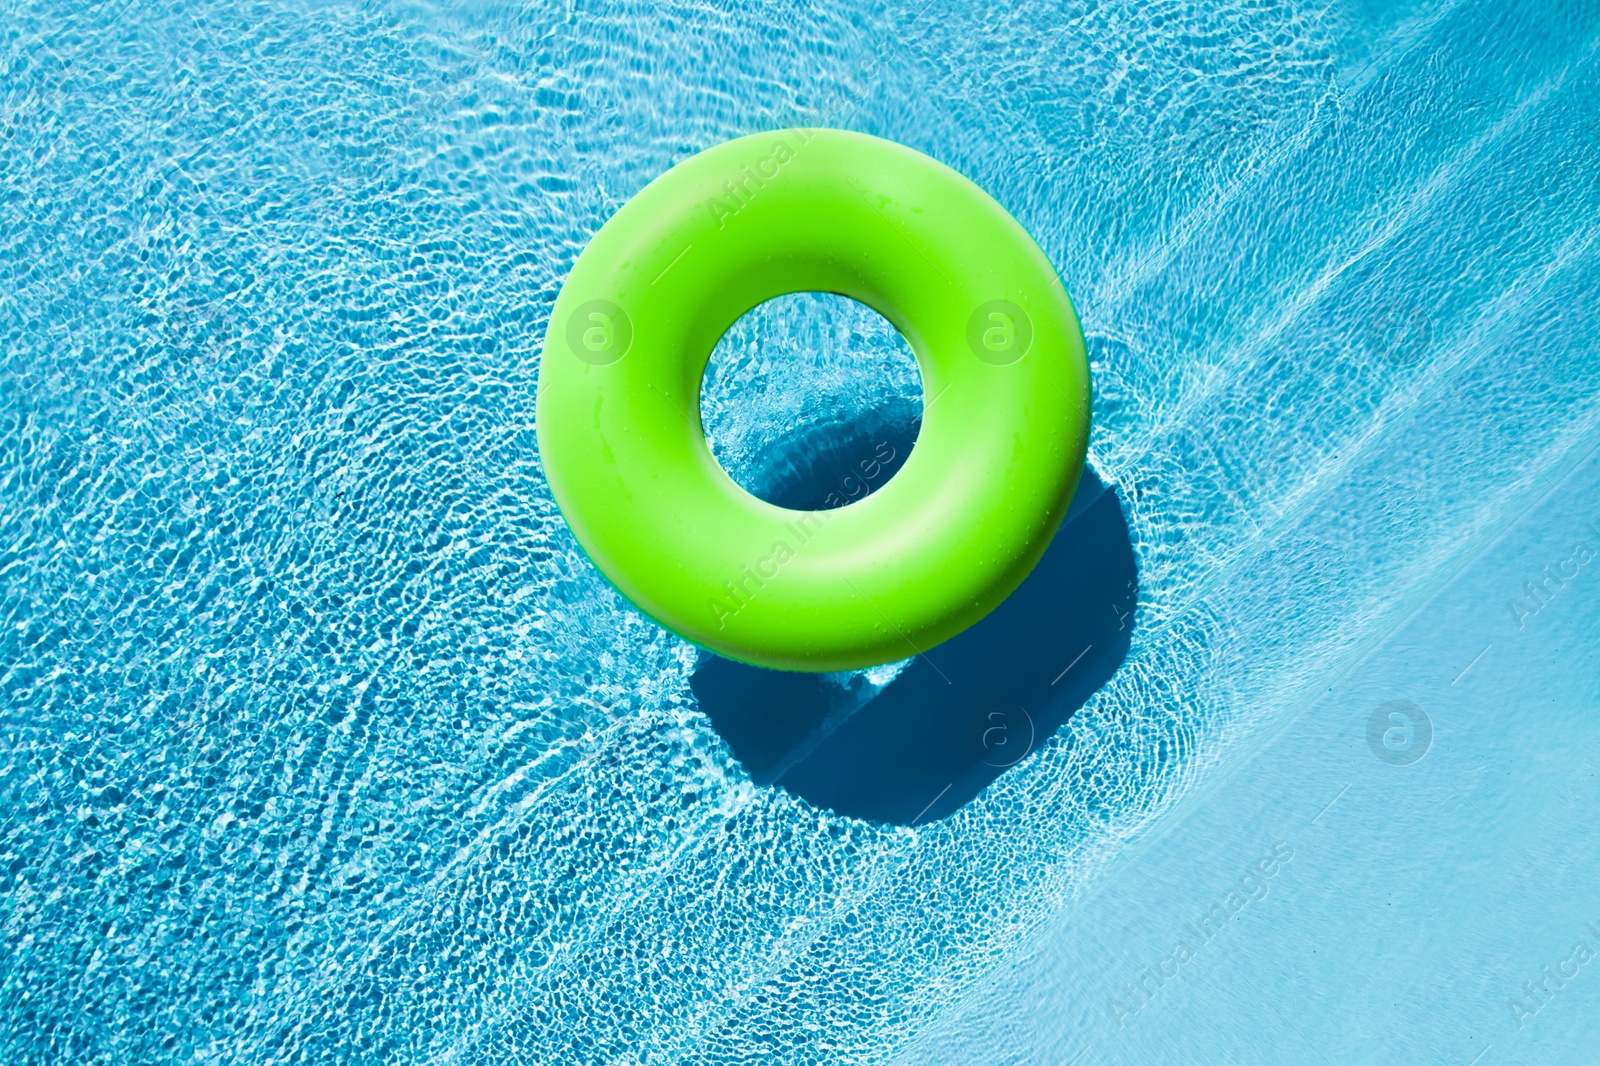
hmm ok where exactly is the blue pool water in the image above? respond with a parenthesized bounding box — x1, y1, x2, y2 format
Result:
(3, 1, 1598, 1063)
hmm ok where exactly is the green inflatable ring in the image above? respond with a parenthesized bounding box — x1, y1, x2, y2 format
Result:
(536, 128, 1090, 672)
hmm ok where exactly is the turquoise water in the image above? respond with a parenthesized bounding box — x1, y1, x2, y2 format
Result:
(2, 0, 1598, 1062)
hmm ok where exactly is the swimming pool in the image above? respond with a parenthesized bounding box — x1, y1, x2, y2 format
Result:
(2, 0, 1597, 1062)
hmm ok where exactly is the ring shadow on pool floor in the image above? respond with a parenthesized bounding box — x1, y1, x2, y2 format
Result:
(690, 420, 1137, 826)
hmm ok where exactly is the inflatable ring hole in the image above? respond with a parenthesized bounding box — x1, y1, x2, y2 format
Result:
(698, 292, 923, 511)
